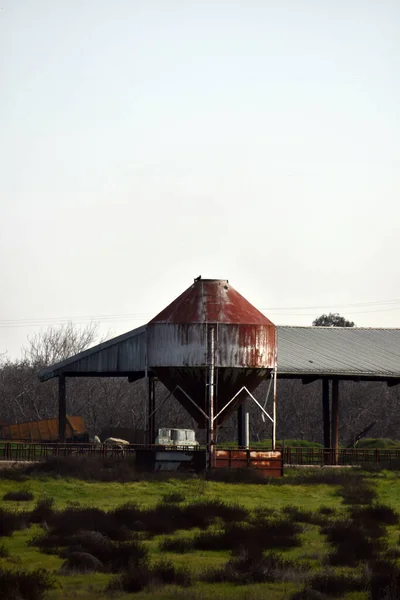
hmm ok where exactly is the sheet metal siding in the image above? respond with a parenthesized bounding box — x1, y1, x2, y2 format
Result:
(147, 324, 206, 367)
(147, 323, 276, 368)
(68, 335, 147, 373)
(277, 327, 400, 377)
(217, 324, 276, 368)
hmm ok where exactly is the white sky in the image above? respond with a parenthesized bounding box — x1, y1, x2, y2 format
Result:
(1, 0, 399, 358)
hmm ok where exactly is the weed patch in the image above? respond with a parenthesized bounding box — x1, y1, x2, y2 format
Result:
(162, 491, 186, 503)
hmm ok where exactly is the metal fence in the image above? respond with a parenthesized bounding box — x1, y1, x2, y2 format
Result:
(1, 443, 400, 467)
(281, 447, 400, 466)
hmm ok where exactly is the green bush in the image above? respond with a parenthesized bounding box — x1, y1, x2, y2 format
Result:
(356, 438, 400, 449)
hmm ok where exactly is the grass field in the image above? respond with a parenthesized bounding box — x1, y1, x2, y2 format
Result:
(1, 460, 400, 599)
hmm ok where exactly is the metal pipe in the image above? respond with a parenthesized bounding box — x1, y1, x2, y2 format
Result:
(208, 326, 215, 469)
(273, 366, 277, 450)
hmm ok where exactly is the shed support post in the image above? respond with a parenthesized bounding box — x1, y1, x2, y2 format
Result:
(322, 379, 330, 464)
(331, 379, 339, 465)
(207, 326, 216, 469)
(147, 376, 156, 445)
(237, 402, 250, 449)
(58, 375, 66, 443)
(272, 367, 277, 450)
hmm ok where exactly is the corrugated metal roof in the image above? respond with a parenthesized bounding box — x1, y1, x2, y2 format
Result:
(39, 325, 146, 382)
(277, 326, 400, 378)
(39, 324, 400, 382)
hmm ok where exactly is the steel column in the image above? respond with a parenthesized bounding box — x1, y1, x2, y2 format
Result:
(207, 326, 215, 469)
(322, 379, 330, 449)
(58, 375, 66, 443)
(272, 367, 277, 450)
(331, 379, 339, 465)
(147, 376, 156, 445)
(237, 402, 250, 448)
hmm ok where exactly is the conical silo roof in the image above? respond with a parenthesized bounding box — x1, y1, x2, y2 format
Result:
(150, 279, 273, 325)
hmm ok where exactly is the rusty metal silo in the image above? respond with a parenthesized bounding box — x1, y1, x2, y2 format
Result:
(147, 278, 277, 465)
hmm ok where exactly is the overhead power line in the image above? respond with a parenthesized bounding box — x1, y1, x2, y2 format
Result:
(2, 297, 400, 328)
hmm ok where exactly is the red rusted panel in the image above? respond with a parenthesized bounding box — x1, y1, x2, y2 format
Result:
(150, 280, 274, 326)
(214, 449, 283, 477)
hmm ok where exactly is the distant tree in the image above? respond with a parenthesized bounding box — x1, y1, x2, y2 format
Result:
(24, 322, 100, 368)
(312, 313, 355, 327)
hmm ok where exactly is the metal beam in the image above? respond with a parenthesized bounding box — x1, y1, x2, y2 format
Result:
(302, 376, 320, 385)
(58, 375, 66, 443)
(387, 379, 400, 387)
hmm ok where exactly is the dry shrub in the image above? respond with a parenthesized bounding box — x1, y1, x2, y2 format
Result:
(368, 559, 400, 600)
(47, 506, 129, 540)
(151, 559, 192, 586)
(0, 567, 56, 600)
(192, 516, 302, 553)
(308, 571, 364, 596)
(137, 499, 248, 535)
(30, 498, 55, 524)
(338, 479, 377, 505)
(0, 507, 29, 537)
(0, 544, 10, 558)
(61, 551, 103, 573)
(35, 529, 148, 573)
(109, 560, 151, 593)
(3, 489, 34, 502)
(203, 549, 303, 584)
(25, 456, 138, 482)
(349, 503, 399, 526)
(322, 518, 386, 566)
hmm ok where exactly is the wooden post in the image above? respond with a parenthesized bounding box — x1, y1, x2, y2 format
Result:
(331, 379, 339, 465)
(58, 375, 66, 443)
(322, 379, 330, 464)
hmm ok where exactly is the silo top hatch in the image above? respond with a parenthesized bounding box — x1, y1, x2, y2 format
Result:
(150, 279, 273, 326)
